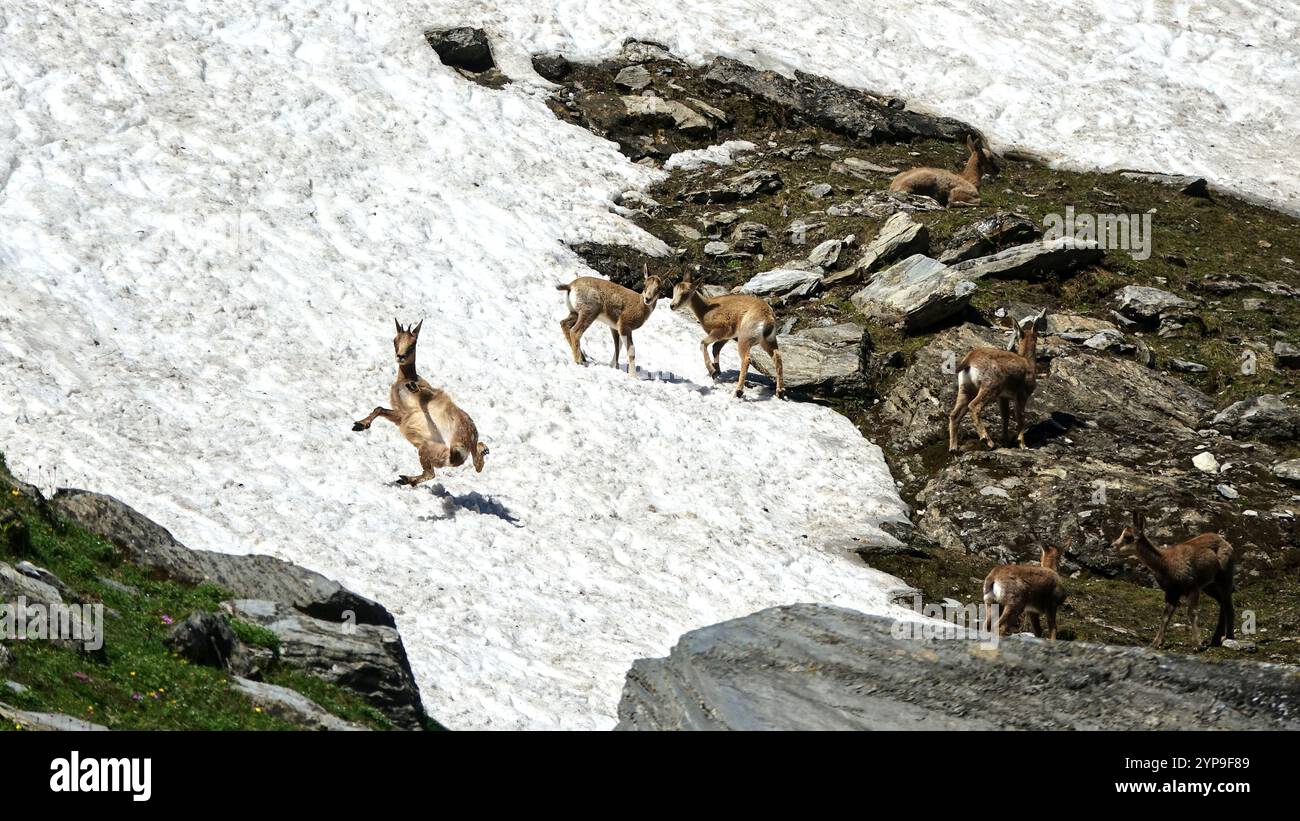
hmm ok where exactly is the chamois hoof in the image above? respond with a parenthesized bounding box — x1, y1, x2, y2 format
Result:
(397, 475, 416, 486)
(352, 422, 367, 432)
(734, 388, 745, 398)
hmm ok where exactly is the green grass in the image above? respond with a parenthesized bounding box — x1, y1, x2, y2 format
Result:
(0, 454, 389, 730)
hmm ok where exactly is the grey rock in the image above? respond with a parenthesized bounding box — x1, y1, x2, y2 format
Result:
(671, 224, 701, 241)
(1208, 395, 1300, 443)
(620, 95, 712, 137)
(1273, 341, 1300, 368)
(4, 680, 26, 694)
(163, 611, 264, 677)
(616, 605, 1300, 730)
(614, 64, 652, 91)
(1272, 459, 1300, 484)
(937, 212, 1043, 264)
(703, 241, 730, 256)
(805, 182, 833, 199)
(0, 701, 109, 731)
(50, 490, 394, 627)
(831, 157, 900, 179)
(225, 599, 426, 730)
(807, 238, 843, 270)
(728, 221, 768, 253)
(828, 212, 929, 285)
(231, 677, 367, 731)
(738, 268, 821, 297)
(1216, 484, 1239, 500)
(750, 323, 871, 397)
(530, 52, 570, 82)
(0, 645, 10, 671)
(424, 27, 494, 73)
(1112, 285, 1198, 326)
(619, 39, 681, 64)
(679, 168, 782, 204)
(826, 190, 943, 219)
(850, 255, 976, 331)
(0, 561, 64, 607)
(1169, 359, 1208, 373)
(949, 237, 1102, 281)
(702, 56, 973, 143)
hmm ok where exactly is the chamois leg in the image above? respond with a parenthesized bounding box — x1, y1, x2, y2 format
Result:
(1151, 598, 1178, 649)
(1028, 613, 1043, 638)
(996, 601, 1024, 636)
(1013, 395, 1029, 449)
(967, 385, 997, 449)
(560, 313, 576, 356)
(735, 336, 754, 398)
(948, 383, 975, 453)
(1046, 606, 1058, 640)
(472, 441, 489, 473)
(999, 398, 1010, 446)
(623, 331, 636, 376)
(759, 333, 784, 399)
(1186, 588, 1201, 648)
(1220, 574, 1235, 642)
(608, 327, 621, 370)
(353, 407, 399, 431)
(701, 335, 727, 379)
(568, 310, 598, 365)
(399, 442, 451, 487)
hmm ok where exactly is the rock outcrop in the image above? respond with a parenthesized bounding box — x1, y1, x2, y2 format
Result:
(424, 27, 495, 73)
(750, 323, 872, 397)
(850, 255, 976, 331)
(616, 604, 1300, 730)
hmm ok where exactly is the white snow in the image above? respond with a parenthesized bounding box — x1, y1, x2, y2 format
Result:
(3, 0, 1296, 730)
(664, 139, 756, 171)
(0, 0, 913, 730)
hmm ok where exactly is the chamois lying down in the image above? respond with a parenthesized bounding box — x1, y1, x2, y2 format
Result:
(983, 545, 1067, 638)
(889, 134, 999, 207)
(352, 320, 487, 486)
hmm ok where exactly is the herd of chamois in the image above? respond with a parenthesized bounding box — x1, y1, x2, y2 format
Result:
(351, 135, 1237, 652)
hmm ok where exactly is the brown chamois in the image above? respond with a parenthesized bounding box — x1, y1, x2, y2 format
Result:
(889, 134, 1000, 207)
(948, 308, 1048, 453)
(982, 545, 1067, 638)
(1111, 511, 1235, 649)
(352, 319, 487, 486)
(669, 275, 784, 399)
(557, 273, 663, 375)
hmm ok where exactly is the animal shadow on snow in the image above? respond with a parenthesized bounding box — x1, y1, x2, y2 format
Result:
(415, 483, 523, 528)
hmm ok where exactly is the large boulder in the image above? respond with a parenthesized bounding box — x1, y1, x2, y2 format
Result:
(749, 323, 872, 397)
(616, 604, 1300, 730)
(225, 599, 426, 730)
(937, 212, 1043, 264)
(702, 57, 973, 143)
(1206, 395, 1300, 443)
(678, 168, 782, 204)
(737, 267, 821, 298)
(50, 490, 394, 627)
(163, 611, 266, 677)
(424, 27, 494, 73)
(1112, 285, 1198, 327)
(620, 96, 713, 138)
(827, 212, 929, 285)
(949, 236, 1102, 281)
(850, 255, 975, 331)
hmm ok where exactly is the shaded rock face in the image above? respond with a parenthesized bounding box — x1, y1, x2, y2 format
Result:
(424, 27, 494, 73)
(616, 604, 1300, 730)
(702, 57, 973, 144)
(827, 211, 929, 285)
(530, 52, 570, 82)
(225, 599, 426, 731)
(874, 324, 1298, 578)
(678, 167, 782, 204)
(163, 611, 264, 676)
(1112, 285, 1198, 328)
(949, 237, 1102, 281)
(750, 323, 872, 397)
(1207, 394, 1300, 444)
(51, 490, 393, 627)
(937, 212, 1043, 264)
(851, 255, 975, 331)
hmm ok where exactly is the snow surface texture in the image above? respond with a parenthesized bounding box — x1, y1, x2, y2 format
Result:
(464, 0, 1300, 216)
(0, 2, 914, 729)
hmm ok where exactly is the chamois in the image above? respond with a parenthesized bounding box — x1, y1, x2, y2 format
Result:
(889, 134, 999, 207)
(982, 545, 1067, 638)
(1111, 511, 1235, 649)
(352, 319, 487, 486)
(948, 308, 1048, 452)
(669, 275, 784, 399)
(557, 273, 663, 375)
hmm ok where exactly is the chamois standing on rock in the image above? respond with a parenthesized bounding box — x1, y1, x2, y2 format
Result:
(558, 273, 663, 375)
(982, 545, 1067, 638)
(670, 275, 784, 399)
(352, 320, 487, 486)
(948, 309, 1048, 452)
(890, 134, 999, 207)
(1111, 511, 1235, 649)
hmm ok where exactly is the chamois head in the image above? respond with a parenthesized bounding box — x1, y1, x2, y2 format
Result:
(967, 134, 1000, 178)
(641, 273, 664, 307)
(1040, 545, 1062, 572)
(393, 318, 423, 365)
(1005, 308, 1049, 353)
(1111, 510, 1147, 557)
(670, 275, 698, 311)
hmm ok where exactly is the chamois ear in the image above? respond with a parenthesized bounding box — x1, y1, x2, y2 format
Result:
(411, 319, 423, 337)
(1131, 510, 1145, 532)
(1034, 308, 1049, 333)
(1006, 322, 1023, 352)
(966, 134, 978, 152)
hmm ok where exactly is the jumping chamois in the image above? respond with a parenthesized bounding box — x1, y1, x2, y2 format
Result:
(557, 273, 663, 375)
(889, 134, 999, 207)
(982, 545, 1067, 638)
(670, 275, 784, 399)
(1111, 511, 1235, 649)
(352, 319, 487, 486)
(948, 309, 1048, 452)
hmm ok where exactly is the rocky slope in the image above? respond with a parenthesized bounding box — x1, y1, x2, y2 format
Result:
(616, 604, 1300, 730)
